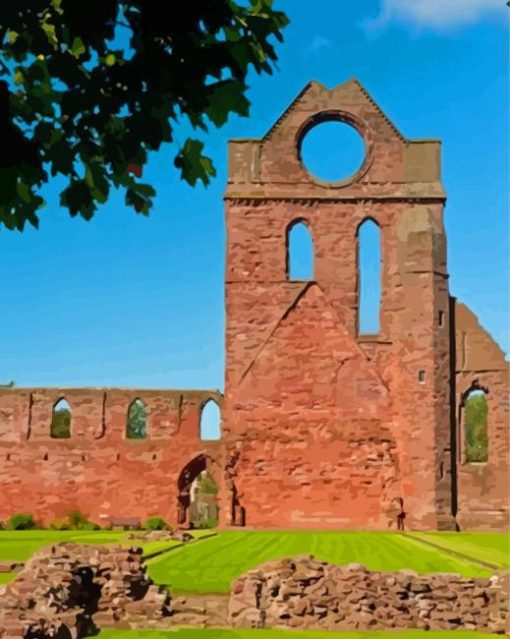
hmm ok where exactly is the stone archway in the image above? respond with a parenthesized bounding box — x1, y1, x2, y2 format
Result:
(177, 454, 219, 529)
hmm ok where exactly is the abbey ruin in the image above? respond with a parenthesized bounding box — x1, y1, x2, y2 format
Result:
(0, 80, 508, 531)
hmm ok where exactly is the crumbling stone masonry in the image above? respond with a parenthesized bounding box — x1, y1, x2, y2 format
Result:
(0, 79, 508, 530)
(229, 556, 510, 633)
(0, 542, 171, 638)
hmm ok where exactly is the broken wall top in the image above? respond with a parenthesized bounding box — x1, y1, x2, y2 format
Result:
(455, 301, 509, 372)
(227, 79, 445, 201)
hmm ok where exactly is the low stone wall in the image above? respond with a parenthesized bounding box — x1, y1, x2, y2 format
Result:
(0, 542, 171, 639)
(229, 556, 509, 634)
(127, 530, 193, 543)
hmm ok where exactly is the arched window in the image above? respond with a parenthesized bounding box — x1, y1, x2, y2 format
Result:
(51, 398, 71, 439)
(357, 219, 381, 335)
(286, 221, 314, 281)
(464, 388, 489, 463)
(126, 398, 147, 439)
(200, 399, 221, 441)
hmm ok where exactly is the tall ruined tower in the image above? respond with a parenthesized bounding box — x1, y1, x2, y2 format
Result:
(223, 79, 454, 530)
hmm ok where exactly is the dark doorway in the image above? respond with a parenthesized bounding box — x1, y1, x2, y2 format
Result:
(177, 454, 219, 529)
(231, 485, 246, 527)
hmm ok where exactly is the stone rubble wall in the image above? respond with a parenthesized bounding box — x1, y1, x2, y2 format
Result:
(127, 530, 193, 543)
(0, 542, 171, 639)
(229, 555, 509, 634)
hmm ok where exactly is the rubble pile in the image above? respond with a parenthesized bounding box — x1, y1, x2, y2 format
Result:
(0, 542, 171, 638)
(229, 555, 509, 634)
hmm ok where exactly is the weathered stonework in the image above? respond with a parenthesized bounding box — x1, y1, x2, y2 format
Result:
(0, 79, 508, 530)
(229, 556, 510, 633)
(222, 79, 509, 531)
(0, 542, 171, 638)
(453, 303, 510, 530)
(0, 388, 225, 527)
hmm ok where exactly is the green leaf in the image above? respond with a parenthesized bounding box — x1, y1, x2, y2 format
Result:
(70, 37, 86, 59)
(16, 180, 31, 204)
(51, 0, 64, 14)
(49, 136, 76, 176)
(41, 17, 58, 49)
(105, 53, 116, 67)
(205, 80, 250, 127)
(174, 139, 216, 186)
(13, 69, 24, 85)
(125, 181, 155, 215)
(60, 180, 95, 218)
(85, 163, 109, 203)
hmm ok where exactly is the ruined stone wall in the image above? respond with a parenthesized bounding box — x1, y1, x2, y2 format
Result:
(229, 556, 509, 633)
(0, 80, 507, 532)
(223, 79, 453, 530)
(0, 542, 172, 637)
(0, 387, 225, 527)
(453, 302, 510, 530)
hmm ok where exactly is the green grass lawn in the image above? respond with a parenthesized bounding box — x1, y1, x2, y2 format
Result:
(97, 629, 496, 639)
(411, 531, 510, 568)
(0, 530, 128, 561)
(145, 531, 493, 594)
(1, 529, 507, 597)
(0, 530, 211, 562)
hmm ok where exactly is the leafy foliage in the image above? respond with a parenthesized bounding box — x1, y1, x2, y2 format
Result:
(465, 393, 488, 462)
(7, 512, 37, 530)
(68, 508, 99, 529)
(49, 517, 70, 530)
(196, 471, 218, 495)
(191, 471, 219, 528)
(0, 1, 288, 230)
(126, 398, 147, 439)
(144, 516, 171, 531)
(50, 401, 71, 438)
(50, 509, 99, 529)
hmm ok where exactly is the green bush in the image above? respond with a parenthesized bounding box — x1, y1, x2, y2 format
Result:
(79, 521, 100, 531)
(50, 510, 100, 531)
(66, 509, 100, 530)
(49, 518, 70, 530)
(0, 520, 5, 530)
(7, 513, 37, 530)
(144, 516, 171, 531)
(67, 509, 88, 529)
(195, 517, 218, 529)
(196, 472, 218, 495)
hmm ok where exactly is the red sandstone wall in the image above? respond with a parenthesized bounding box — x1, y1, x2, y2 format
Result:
(1, 81, 507, 532)
(224, 79, 453, 530)
(0, 388, 225, 527)
(453, 302, 510, 530)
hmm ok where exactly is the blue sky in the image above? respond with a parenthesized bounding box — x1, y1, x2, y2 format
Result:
(0, 0, 507, 391)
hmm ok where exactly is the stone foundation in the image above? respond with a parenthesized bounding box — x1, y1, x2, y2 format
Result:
(229, 555, 509, 634)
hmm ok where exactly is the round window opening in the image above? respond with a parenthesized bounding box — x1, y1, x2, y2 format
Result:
(300, 120, 366, 183)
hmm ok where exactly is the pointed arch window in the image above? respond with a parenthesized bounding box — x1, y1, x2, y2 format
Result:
(463, 387, 489, 463)
(51, 398, 71, 439)
(126, 398, 147, 439)
(286, 221, 314, 281)
(357, 219, 381, 335)
(200, 399, 221, 441)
